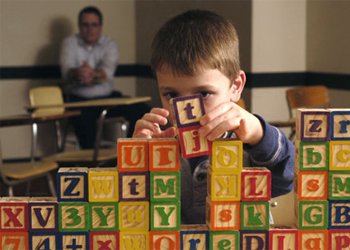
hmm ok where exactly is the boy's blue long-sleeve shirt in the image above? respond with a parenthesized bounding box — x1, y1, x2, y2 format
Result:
(180, 115, 295, 224)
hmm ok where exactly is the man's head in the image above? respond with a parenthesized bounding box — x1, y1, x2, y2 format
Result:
(78, 6, 103, 45)
(151, 9, 241, 79)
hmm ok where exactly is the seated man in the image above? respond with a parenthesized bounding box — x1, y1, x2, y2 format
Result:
(60, 6, 150, 149)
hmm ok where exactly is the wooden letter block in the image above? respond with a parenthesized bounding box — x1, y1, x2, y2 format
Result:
(119, 231, 149, 250)
(150, 172, 180, 202)
(207, 170, 241, 201)
(330, 109, 350, 140)
(330, 141, 350, 171)
(0, 232, 28, 250)
(180, 225, 209, 250)
(206, 198, 240, 231)
(150, 201, 180, 231)
(29, 197, 57, 232)
(240, 202, 270, 230)
(298, 230, 328, 250)
(329, 171, 350, 200)
(149, 138, 180, 172)
(209, 231, 239, 250)
(171, 94, 205, 128)
(90, 232, 119, 250)
(299, 141, 329, 171)
(59, 232, 89, 250)
(241, 168, 271, 201)
(0, 197, 28, 232)
(178, 125, 211, 158)
(119, 172, 149, 201)
(240, 230, 268, 250)
(211, 139, 243, 173)
(88, 167, 119, 202)
(297, 171, 328, 200)
(118, 201, 149, 231)
(29, 232, 57, 250)
(117, 138, 149, 172)
(329, 201, 350, 229)
(149, 231, 180, 250)
(296, 108, 330, 141)
(57, 167, 88, 202)
(329, 229, 350, 250)
(269, 228, 298, 250)
(58, 202, 89, 232)
(89, 202, 118, 231)
(298, 201, 328, 229)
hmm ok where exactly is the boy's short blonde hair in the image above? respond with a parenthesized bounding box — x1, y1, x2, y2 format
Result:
(151, 9, 241, 79)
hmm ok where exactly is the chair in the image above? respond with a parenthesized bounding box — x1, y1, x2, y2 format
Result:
(29, 86, 124, 167)
(0, 143, 58, 196)
(286, 85, 330, 139)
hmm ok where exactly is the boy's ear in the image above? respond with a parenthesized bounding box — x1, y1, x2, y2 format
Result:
(230, 70, 246, 102)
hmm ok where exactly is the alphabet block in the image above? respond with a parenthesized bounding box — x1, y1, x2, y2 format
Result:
(118, 201, 149, 231)
(119, 231, 149, 250)
(88, 167, 119, 202)
(90, 232, 119, 250)
(0, 232, 28, 250)
(209, 230, 239, 250)
(180, 225, 209, 250)
(89, 202, 118, 231)
(329, 229, 350, 250)
(330, 109, 350, 140)
(298, 230, 328, 250)
(241, 168, 271, 201)
(59, 232, 89, 250)
(150, 201, 180, 231)
(329, 171, 350, 200)
(206, 198, 240, 231)
(149, 231, 180, 250)
(29, 232, 57, 250)
(29, 197, 57, 232)
(149, 138, 180, 172)
(297, 201, 328, 229)
(240, 201, 270, 230)
(178, 125, 211, 158)
(0, 197, 28, 232)
(240, 230, 268, 250)
(58, 202, 89, 232)
(57, 167, 88, 202)
(117, 138, 149, 172)
(207, 170, 241, 201)
(296, 109, 330, 141)
(211, 139, 243, 173)
(298, 141, 329, 171)
(119, 172, 149, 201)
(170, 94, 205, 128)
(269, 228, 298, 250)
(150, 172, 180, 202)
(329, 201, 350, 229)
(329, 141, 350, 171)
(297, 171, 328, 200)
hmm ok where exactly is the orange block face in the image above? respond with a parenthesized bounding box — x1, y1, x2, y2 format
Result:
(297, 171, 328, 200)
(117, 139, 149, 172)
(0, 232, 28, 250)
(298, 230, 328, 250)
(206, 198, 240, 231)
(149, 231, 180, 250)
(149, 139, 180, 172)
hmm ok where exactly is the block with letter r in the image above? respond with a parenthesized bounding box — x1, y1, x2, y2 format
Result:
(57, 167, 88, 202)
(330, 109, 350, 140)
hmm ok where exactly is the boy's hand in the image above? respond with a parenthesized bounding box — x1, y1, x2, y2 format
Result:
(199, 102, 263, 145)
(133, 108, 177, 139)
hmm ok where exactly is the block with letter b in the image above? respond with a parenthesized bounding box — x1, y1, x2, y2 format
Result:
(211, 139, 243, 173)
(296, 108, 330, 141)
(329, 201, 350, 229)
(241, 168, 271, 201)
(117, 138, 149, 172)
(330, 109, 350, 140)
(298, 141, 329, 171)
(57, 167, 88, 202)
(88, 167, 119, 202)
(149, 138, 180, 172)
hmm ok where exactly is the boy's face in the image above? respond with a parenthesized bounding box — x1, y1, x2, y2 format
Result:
(157, 67, 244, 120)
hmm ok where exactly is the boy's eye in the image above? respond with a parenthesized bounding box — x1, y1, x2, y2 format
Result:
(162, 92, 178, 100)
(200, 91, 211, 98)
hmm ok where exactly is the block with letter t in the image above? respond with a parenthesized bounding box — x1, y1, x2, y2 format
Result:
(119, 172, 149, 201)
(57, 167, 88, 202)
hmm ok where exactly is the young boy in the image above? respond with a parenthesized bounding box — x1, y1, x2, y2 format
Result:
(133, 9, 294, 224)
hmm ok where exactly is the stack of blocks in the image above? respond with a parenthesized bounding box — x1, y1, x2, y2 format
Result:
(295, 108, 350, 250)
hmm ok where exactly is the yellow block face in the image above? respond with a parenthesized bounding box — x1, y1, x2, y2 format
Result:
(208, 171, 241, 201)
(120, 231, 149, 250)
(211, 140, 243, 173)
(119, 202, 149, 231)
(88, 169, 119, 202)
(330, 141, 350, 171)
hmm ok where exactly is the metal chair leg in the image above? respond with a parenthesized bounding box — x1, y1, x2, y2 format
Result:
(46, 173, 57, 197)
(8, 186, 14, 197)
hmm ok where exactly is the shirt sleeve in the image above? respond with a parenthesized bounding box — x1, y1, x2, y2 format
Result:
(59, 36, 76, 80)
(244, 115, 295, 197)
(100, 39, 119, 81)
